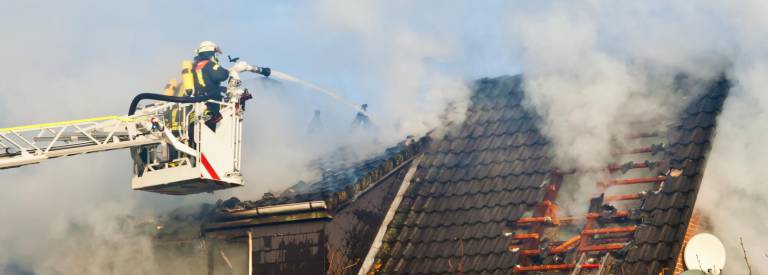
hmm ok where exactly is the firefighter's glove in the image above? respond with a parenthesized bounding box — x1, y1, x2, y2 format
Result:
(258, 67, 271, 77)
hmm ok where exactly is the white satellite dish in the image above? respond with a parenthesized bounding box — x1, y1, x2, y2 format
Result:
(684, 233, 726, 273)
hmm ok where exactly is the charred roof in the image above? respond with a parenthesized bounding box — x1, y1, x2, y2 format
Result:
(206, 136, 426, 222)
(371, 75, 729, 274)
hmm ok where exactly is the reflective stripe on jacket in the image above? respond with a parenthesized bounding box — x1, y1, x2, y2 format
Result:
(192, 58, 229, 98)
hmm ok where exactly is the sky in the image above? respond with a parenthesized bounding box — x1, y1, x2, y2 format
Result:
(1, 0, 768, 274)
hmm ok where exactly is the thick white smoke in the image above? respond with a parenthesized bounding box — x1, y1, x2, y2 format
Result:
(509, 2, 726, 215)
(311, 0, 472, 143)
(31, 202, 159, 275)
(701, 66, 768, 273)
(697, 1, 768, 271)
(507, 1, 767, 273)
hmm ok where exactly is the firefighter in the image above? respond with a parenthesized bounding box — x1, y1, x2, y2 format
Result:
(351, 104, 371, 129)
(192, 41, 271, 130)
(162, 79, 184, 162)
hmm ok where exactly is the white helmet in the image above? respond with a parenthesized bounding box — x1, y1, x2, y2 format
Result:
(196, 41, 221, 54)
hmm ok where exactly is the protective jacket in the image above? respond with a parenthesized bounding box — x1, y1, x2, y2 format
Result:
(192, 53, 229, 99)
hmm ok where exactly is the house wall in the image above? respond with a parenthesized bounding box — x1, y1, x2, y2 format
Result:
(250, 221, 328, 275)
(203, 220, 328, 275)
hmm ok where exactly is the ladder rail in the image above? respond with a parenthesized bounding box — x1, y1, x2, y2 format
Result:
(0, 133, 161, 168)
(0, 101, 193, 169)
(44, 126, 67, 153)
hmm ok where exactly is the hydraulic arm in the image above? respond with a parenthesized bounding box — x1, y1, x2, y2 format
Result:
(0, 66, 256, 195)
(0, 103, 188, 169)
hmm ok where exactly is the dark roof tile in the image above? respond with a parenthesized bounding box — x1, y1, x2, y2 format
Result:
(624, 261, 650, 274)
(390, 241, 405, 258)
(659, 192, 691, 210)
(470, 125, 487, 139)
(661, 175, 694, 193)
(659, 224, 679, 243)
(670, 142, 704, 162)
(634, 225, 656, 244)
(690, 127, 710, 144)
(648, 209, 679, 226)
(500, 119, 520, 135)
(625, 243, 644, 262)
(403, 212, 425, 227)
(651, 243, 672, 261)
(397, 226, 416, 243)
(639, 243, 657, 262)
(642, 193, 663, 211)
(648, 261, 664, 274)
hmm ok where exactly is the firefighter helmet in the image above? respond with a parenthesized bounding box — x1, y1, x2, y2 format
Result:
(196, 41, 221, 54)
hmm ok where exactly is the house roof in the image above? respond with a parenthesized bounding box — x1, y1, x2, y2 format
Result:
(372, 75, 729, 274)
(374, 75, 548, 273)
(202, 136, 426, 232)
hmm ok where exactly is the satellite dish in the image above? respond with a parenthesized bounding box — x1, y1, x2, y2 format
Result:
(684, 233, 726, 273)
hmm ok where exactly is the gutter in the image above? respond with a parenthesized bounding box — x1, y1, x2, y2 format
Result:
(214, 201, 328, 221)
(203, 201, 330, 231)
(358, 155, 422, 275)
(203, 211, 332, 231)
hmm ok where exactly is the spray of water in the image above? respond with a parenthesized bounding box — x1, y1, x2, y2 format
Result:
(269, 70, 373, 118)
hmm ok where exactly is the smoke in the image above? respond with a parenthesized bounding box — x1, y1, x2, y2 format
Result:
(509, 2, 726, 213)
(220, 0, 484, 199)
(507, 1, 767, 273)
(31, 203, 159, 275)
(697, 1, 768, 271)
(701, 65, 768, 273)
(310, 0, 473, 143)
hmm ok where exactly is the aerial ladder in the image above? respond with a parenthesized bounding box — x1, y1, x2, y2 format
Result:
(0, 67, 256, 195)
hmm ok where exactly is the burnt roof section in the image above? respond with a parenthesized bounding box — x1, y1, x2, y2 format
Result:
(203, 137, 426, 232)
(374, 75, 552, 274)
(619, 77, 728, 274)
(236, 138, 422, 210)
